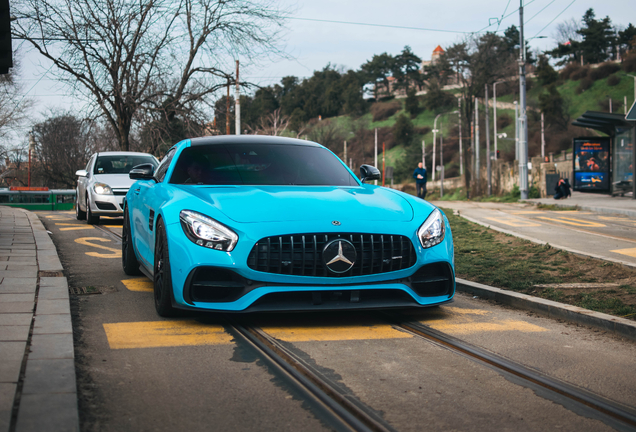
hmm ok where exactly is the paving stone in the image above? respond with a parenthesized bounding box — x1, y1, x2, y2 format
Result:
(0, 251, 36, 257)
(0, 257, 7, 261)
(0, 270, 38, 278)
(37, 255, 63, 272)
(28, 334, 74, 360)
(33, 314, 72, 335)
(0, 383, 16, 432)
(34, 299, 69, 315)
(0, 314, 32, 326)
(0, 277, 37, 286)
(0, 293, 34, 302)
(0, 325, 30, 341)
(0, 341, 26, 383)
(0, 302, 34, 313)
(21, 359, 76, 394)
(15, 393, 79, 432)
(38, 285, 68, 301)
(5, 265, 38, 271)
(7, 257, 36, 265)
(39, 277, 67, 288)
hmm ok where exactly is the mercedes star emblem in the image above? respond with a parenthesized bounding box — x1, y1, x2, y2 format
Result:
(323, 239, 357, 273)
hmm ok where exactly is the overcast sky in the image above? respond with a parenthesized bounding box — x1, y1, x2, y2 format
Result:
(14, 0, 636, 127)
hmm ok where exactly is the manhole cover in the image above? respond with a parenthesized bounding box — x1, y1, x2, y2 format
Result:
(69, 286, 102, 295)
(39, 271, 64, 277)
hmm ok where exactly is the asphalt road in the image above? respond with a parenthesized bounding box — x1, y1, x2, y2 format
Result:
(39, 211, 636, 432)
(431, 201, 636, 267)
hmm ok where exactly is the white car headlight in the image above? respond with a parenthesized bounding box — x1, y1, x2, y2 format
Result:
(417, 209, 445, 248)
(93, 182, 113, 195)
(180, 210, 238, 252)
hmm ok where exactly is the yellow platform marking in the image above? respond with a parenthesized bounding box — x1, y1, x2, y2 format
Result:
(599, 216, 636, 224)
(60, 226, 95, 231)
(485, 217, 540, 227)
(537, 216, 605, 227)
(74, 237, 121, 258)
(509, 211, 542, 215)
(443, 307, 490, 316)
(261, 324, 412, 342)
(611, 248, 636, 258)
(425, 319, 548, 335)
(102, 225, 121, 228)
(46, 216, 70, 220)
(122, 278, 153, 292)
(104, 321, 232, 349)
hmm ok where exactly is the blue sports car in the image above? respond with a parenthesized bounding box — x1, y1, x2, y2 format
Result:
(122, 135, 455, 316)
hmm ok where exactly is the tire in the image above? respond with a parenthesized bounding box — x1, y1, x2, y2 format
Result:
(154, 220, 177, 317)
(122, 205, 141, 276)
(86, 195, 100, 225)
(75, 193, 86, 220)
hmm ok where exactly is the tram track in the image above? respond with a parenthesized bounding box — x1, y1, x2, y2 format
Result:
(96, 222, 636, 431)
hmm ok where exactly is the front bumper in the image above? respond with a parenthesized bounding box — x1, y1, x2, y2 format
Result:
(90, 189, 128, 216)
(164, 218, 455, 312)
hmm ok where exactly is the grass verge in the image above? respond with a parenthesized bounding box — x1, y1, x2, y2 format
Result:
(442, 207, 636, 321)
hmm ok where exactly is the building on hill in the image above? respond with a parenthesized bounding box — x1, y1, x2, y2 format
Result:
(421, 45, 445, 70)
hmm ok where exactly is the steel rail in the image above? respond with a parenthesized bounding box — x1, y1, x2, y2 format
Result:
(390, 317, 636, 429)
(231, 323, 397, 432)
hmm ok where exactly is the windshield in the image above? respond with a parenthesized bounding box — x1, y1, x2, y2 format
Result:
(94, 155, 158, 175)
(169, 144, 357, 186)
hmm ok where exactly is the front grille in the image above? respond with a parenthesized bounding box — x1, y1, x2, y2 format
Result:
(112, 190, 128, 196)
(247, 233, 416, 277)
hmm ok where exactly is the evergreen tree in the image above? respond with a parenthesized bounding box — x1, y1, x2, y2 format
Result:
(405, 88, 421, 117)
(577, 9, 615, 63)
(536, 55, 558, 86)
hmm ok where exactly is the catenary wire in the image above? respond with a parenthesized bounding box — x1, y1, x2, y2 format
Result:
(287, 17, 470, 34)
(530, 0, 577, 39)
(525, 0, 557, 25)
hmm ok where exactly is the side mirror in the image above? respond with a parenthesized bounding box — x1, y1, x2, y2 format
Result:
(360, 165, 381, 183)
(129, 163, 155, 180)
(75, 169, 87, 177)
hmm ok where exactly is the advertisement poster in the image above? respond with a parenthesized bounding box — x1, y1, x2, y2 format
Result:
(573, 138, 610, 191)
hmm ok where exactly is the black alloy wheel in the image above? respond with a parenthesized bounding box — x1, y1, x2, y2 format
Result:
(122, 205, 141, 275)
(75, 193, 86, 220)
(154, 220, 177, 317)
(86, 195, 100, 225)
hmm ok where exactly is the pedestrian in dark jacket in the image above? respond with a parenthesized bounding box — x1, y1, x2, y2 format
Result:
(413, 162, 427, 199)
(554, 178, 571, 199)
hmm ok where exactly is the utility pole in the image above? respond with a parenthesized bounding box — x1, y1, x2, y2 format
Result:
(422, 140, 426, 171)
(475, 97, 480, 187)
(374, 128, 378, 185)
(514, 100, 519, 160)
(440, 131, 444, 198)
(458, 97, 463, 176)
(28, 132, 35, 188)
(432, 113, 443, 182)
(235, 60, 240, 135)
(344, 141, 347, 166)
(493, 81, 505, 160)
(541, 112, 545, 160)
(226, 79, 231, 135)
(485, 84, 491, 196)
(518, 0, 529, 199)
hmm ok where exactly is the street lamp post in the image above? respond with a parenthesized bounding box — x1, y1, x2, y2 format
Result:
(518, 0, 529, 200)
(627, 74, 636, 104)
(438, 110, 459, 198)
(493, 80, 505, 161)
(432, 113, 442, 182)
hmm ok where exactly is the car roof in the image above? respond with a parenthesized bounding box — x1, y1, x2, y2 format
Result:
(94, 151, 156, 157)
(188, 135, 323, 148)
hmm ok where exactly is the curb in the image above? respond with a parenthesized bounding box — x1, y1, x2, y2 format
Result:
(521, 200, 636, 218)
(16, 210, 79, 432)
(456, 278, 636, 342)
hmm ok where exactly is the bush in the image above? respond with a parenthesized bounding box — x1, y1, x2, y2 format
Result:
(598, 98, 623, 113)
(607, 74, 621, 86)
(622, 53, 636, 73)
(370, 100, 401, 122)
(559, 63, 582, 80)
(589, 62, 620, 80)
(404, 88, 421, 117)
(576, 76, 593, 94)
(570, 66, 590, 81)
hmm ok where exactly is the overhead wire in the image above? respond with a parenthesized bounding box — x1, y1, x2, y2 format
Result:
(495, 0, 513, 33)
(525, 0, 557, 25)
(530, 0, 577, 39)
(287, 17, 470, 34)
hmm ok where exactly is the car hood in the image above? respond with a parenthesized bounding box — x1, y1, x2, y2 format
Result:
(178, 185, 416, 223)
(92, 174, 135, 189)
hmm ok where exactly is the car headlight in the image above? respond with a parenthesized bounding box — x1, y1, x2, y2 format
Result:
(93, 182, 113, 195)
(417, 209, 445, 248)
(180, 210, 238, 252)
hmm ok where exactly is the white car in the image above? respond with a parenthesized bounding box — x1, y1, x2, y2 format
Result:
(75, 151, 159, 224)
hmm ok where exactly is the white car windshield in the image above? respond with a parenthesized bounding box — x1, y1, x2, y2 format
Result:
(94, 155, 157, 175)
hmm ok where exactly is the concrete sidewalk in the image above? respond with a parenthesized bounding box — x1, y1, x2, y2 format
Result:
(0, 207, 78, 432)
(524, 191, 636, 218)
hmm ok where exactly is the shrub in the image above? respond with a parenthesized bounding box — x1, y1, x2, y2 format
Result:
(598, 98, 623, 113)
(370, 100, 401, 122)
(589, 62, 620, 80)
(570, 66, 590, 81)
(607, 74, 621, 86)
(576, 76, 593, 94)
(559, 62, 581, 80)
(622, 53, 636, 73)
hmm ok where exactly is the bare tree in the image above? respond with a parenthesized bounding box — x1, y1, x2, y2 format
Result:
(0, 55, 34, 145)
(32, 112, 94, 188)
(554, 18, 583, 45)
(249, 108, 293, 136)
(13, 0, 288, 151)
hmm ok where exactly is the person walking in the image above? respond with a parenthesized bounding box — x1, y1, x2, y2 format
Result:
(413, 162, 427, 199)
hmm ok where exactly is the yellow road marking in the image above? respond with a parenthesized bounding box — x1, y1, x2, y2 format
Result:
(443, 307, 490, 316)
(425, 319, 548, 335)
(102, 225, 121, 228)
(537, 216, 605, 227)
(103, 321, 232, 349)
(261, 324, 412, 342)
(55, 223, 84, 225)
(485, 217, 540, 227)
(611, 248, 636, 258)
(509, 211, 542, 214)
(74, 237, 121, 258)
(599, 216, 635, 223)
(122, 278, 153, 292)
(60, 226, 95, 231)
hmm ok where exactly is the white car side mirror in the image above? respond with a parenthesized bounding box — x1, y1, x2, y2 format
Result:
(75, 169, 87, 177)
